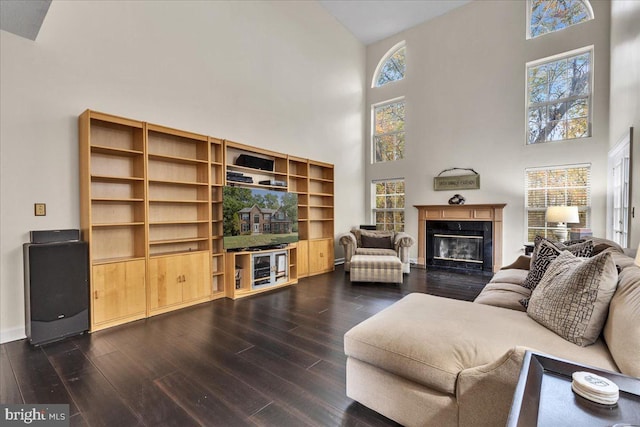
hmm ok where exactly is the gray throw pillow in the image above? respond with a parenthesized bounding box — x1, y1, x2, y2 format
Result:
(527, 250, 618, 347)
(523, 237, 594, 291)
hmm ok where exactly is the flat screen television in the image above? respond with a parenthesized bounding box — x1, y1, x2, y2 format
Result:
(223, 186, 298, 251)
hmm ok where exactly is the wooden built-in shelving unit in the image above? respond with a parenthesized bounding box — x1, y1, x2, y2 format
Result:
(79, 111, 147, 331)
(80, 109, 334, 330)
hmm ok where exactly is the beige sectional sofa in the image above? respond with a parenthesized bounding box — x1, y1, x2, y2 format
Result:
(344, 238, 640, 427)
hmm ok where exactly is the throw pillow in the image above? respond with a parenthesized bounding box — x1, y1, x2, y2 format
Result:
(529, 236, 592, 264)
(523, 238, 594, 291)
(358, 229, 395, 249)
(360, 234, 394, 250)
(527, 250, 618, 346)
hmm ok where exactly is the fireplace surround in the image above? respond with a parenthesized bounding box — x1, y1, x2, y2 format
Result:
(414, 204, 506, 273)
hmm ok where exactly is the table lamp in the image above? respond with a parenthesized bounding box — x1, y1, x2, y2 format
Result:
(546, 206, 579, 242)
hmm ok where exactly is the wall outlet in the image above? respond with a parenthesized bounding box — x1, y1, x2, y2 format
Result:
(34, 203, 46, 216)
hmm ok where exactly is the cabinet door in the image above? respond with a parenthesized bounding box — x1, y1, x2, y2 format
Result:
(149, 252, 210, 310)
(148, 256, 184, 310)
(309, 239, 334, 275)
(92, 260, 146, 328)
(181, 252, 211, 302)
(296, 240, 309, 278)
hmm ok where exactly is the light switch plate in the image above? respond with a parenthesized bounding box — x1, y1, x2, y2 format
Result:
(34, 203, 46, 216)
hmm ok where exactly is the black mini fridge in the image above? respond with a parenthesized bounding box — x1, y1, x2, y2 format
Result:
(23, 230, 89, 345)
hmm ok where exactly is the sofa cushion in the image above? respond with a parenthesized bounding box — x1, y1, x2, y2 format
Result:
(344, 293, 617, 396)
(527, 250, 618, 347)
(590, 237, 624, 255)
(523, 238, 594, 291)
(490, 269, 529, 287)
(474, 282, 531, 312)
(360, 234, 394, 249)
(603, 263, 640, 377)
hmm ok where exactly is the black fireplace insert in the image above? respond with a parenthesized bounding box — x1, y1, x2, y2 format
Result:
(426, 220, 493, 272)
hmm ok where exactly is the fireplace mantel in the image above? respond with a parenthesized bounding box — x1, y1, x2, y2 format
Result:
(414, 204, 506, 272)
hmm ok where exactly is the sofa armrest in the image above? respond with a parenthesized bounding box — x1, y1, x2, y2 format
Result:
(500, 255, 531, 271)
(457, 346, 529, 427)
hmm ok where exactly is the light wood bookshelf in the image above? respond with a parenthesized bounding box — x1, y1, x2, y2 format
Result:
(210, 137, 225, 299)
(307, 160, 334, 275)
(80, 109, 334, 331)
(146, 123, 212, 315)
(288, 156, 310, 276)
(79, 110, 148, 331)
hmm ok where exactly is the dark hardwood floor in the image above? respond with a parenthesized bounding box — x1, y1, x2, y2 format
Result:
(0, 265, 488, 426)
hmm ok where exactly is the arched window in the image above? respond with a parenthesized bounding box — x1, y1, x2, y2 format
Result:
(528, 0, 594, 39)
(372, 41, 406, 88)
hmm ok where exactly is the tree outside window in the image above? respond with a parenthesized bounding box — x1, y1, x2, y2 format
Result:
(373, 179, 405, 232)
(374, 44, 406, 87)
(528, 0, 593, 39)
(373, 100, 405, 163)
(527, 48, 592, 144)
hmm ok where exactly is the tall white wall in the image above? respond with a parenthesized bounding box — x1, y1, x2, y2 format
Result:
(610, 0, 640, 249)
(0, 1, 366, 342)
(365, 0, 611, 262)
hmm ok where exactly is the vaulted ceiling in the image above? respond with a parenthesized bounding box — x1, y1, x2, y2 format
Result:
(1, 0, 470, 45)
(318, 0, 471, 45)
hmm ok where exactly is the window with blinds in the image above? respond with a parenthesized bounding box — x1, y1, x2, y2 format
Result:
(525, 164, 591, 242)
(372, 179, 405, 231)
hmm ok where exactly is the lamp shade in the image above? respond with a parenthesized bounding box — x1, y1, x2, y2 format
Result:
(546, 206, 580, 223)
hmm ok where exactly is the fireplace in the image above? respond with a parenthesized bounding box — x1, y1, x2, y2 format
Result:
(426, 221, 492, 272)
(414, 204, 506, 273)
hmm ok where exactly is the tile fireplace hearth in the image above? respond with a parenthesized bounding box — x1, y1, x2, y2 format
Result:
(414, 204, 506, 273)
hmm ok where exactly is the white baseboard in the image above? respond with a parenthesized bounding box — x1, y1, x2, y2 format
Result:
(0, 326, 26, 344)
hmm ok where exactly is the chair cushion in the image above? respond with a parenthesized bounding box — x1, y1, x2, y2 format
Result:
(355, 247, 397, 257)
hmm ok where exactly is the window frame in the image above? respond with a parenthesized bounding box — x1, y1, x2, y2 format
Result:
(525, 46, 594, 145)
(526, 0, 594, 40)
(371, 41, 406, 88)
(524, 163, 591, 242)
(371, 178, 406, 232)
(372, 97, 405, 164)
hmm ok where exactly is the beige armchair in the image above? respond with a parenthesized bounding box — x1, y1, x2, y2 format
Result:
(339, 228, 415, 274)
